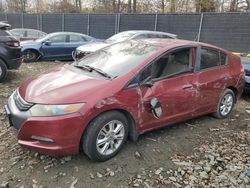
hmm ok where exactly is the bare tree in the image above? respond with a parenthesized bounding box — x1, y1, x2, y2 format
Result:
(133, 0, 137, 13)
(195, 0, 215, 12)
(75, 0, 82, 12)
(170, 0, 176, 12)
(161, 0, 165, 13)
(6, 0, 29, 13)
(128, 0, 132, 13)
(0, 0, 4, 12)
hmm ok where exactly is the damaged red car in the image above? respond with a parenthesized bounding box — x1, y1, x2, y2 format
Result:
(5, 39, 244, 161)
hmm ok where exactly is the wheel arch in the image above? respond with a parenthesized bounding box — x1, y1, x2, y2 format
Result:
(0, 56, 8, 69)
(114, 109, 139, 142)
(81, 108, 139, 146)
(23, 48, 41, 60)
(227, 86, 238, 102)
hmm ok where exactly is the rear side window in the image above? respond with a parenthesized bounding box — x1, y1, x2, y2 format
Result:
(200, 48, 227, 70)
(11, 30, 25, 37)
(220, 52, 227, 65)
(157, 34, 172, 39)
(27, 30, 39, 38)
(0, 30, 10, 36)
(69, 35, 86, 42)
(134, 34, 148, 39)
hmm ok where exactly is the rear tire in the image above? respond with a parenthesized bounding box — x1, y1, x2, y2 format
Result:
(23, 50, 39, 63)
(82, 111, 129, 162)
(0, 59, 7, 82)
(212, 89, 235, 119)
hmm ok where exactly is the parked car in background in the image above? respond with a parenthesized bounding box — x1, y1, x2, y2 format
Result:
(233, 51, 250, 58)
(241, 56, 250, 92)
(10, 28, 47, 41)
(5, 39, 244, 161)
(0, 22, 22, 81)
(73, 30, 177, 60)
(21, 32, 99, 62)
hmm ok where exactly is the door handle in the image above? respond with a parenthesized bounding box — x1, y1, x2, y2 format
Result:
(182, 84, 193, 89)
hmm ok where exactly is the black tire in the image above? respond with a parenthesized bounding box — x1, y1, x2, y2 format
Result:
(212, 89, 235, 119)
(23, 50, 39, 63)
(0, 59, 7, 82)
(82, 111, 129, 162)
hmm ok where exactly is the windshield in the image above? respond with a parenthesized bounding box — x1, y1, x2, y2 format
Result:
(105, 31, 137, 43)
(74, 41, 160, 78)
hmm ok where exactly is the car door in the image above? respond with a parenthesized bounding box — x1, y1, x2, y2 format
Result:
(195, 47, 230, 113)
(40, 34, 67, 60)
(134, 47, 199, 131)
(66, 34, 91, 58)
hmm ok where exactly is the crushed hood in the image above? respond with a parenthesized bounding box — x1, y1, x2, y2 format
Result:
(18, 65, 110, 104)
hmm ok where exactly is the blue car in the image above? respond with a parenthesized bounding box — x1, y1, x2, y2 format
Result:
(242, 56, 250, 92)
(21, 32, 98, 62)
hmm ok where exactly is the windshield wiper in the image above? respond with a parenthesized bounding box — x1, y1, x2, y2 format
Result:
(74, 65, 112, 79)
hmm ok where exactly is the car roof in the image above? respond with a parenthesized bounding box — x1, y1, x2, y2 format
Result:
(47, 32, 93, 38)
(119, 30, 177, 38)
(49, 32, 87, 35)
(132, 38, 229, 53)
(0, 22, 11, 30)
(11, 28, 47, 33)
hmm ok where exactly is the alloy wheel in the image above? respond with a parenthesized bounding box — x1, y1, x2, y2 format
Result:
(96, 120, 125, 156)
(220, 93, 233, 116)
(24, 50, 36, 61)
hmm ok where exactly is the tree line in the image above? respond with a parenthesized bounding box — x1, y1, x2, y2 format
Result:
(0, 0, 249, 13)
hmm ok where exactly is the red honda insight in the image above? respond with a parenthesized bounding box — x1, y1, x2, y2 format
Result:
(5, 39, 244, 161)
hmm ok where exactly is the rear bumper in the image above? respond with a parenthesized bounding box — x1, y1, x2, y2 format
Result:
(7, 57, 23, 69)
(0, 45, 22, 69)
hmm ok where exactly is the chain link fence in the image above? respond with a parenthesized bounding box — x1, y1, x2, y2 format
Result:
(0, 13, 249, 52)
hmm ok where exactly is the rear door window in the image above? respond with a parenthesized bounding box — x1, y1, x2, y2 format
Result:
(200, 48, 227, 70)
(139, 48, 193, 82)
(200, 48, 220, 70)
(69, 35, 86, 42)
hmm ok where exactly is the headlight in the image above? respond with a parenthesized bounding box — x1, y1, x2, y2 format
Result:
(30, 103, 85, 117)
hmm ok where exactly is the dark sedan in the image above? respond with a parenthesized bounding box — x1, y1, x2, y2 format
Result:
(0, 22, 22, 81)
(241, 56, 250, 92)
(21, 32, 99, 62)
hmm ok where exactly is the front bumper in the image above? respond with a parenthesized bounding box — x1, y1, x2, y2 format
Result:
(5, 93, 85, 156)
(73, 49, 91, 61)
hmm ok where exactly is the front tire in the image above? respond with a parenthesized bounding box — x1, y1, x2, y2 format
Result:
(82, 111, 129, 162)
(0, 59, 7, 82)
(23, 50, 39, 63)
(212, 89, 235, 119)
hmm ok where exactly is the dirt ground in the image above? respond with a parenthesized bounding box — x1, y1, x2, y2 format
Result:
(0, 62, 249, 188)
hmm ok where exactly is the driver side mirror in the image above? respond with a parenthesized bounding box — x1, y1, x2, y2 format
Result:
(43, 41, 51, 46)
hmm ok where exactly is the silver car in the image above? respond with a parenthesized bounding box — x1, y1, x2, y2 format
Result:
(73, 30, 177, 60)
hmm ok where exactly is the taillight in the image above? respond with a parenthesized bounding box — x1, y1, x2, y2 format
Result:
(4, 41, 20, 47)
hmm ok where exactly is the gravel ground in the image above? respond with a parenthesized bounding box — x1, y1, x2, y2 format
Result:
(0, 62, 249, 188)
